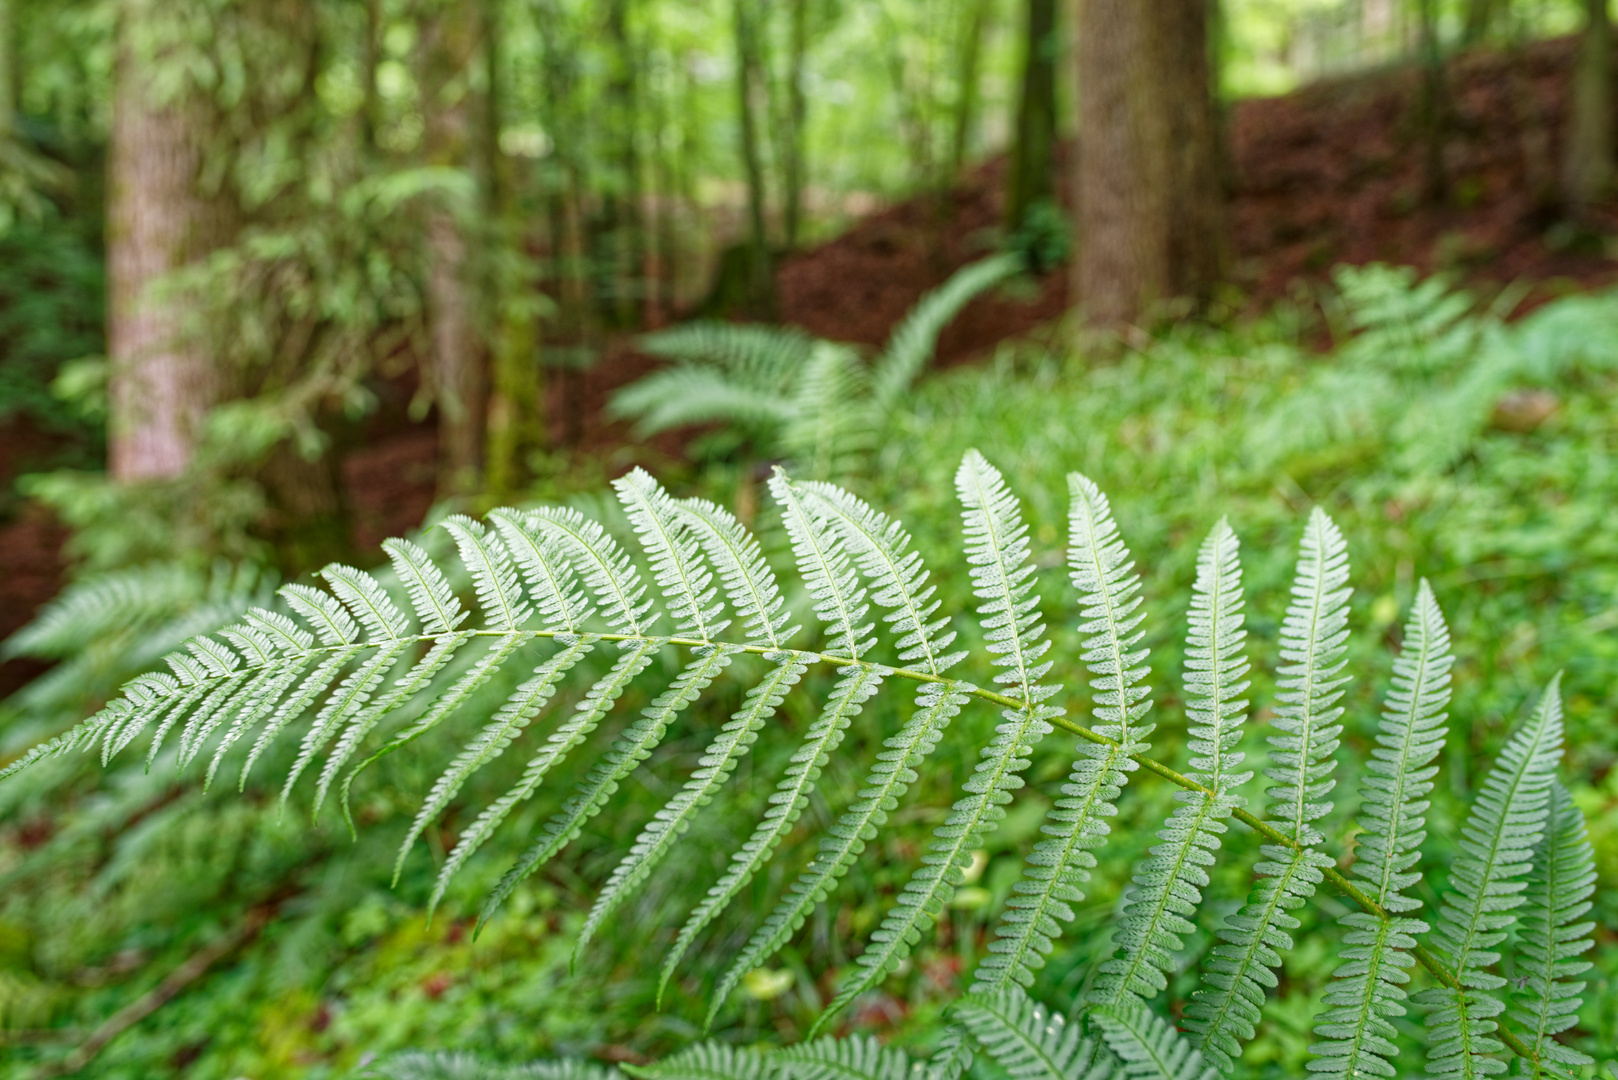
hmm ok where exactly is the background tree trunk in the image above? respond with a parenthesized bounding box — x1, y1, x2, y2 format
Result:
(782, 0, 809, 251)
(106, 0, 234, 482)
(1073, 0, 1224, 329)
(949, 0, 992, 180)
(1562, 0, 1613, 220)
(734, 0, 775, 318)
(0, 0, 16, 135)
(1006, 0, 1057, 232)
(1416, 0, 1449, 203)
(420, 0, 485, 495)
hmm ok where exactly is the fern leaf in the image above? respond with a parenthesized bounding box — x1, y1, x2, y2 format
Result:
(574, 651, 806, 965)
(184, 660, 296, 775)
(1268, 507, 1352, 845)
(281, 641, 412, 807)
(676, 497, 797, 649)
(662, 662, 887, 1005)
(618, 468, 727, 641)
(1306, 579, 1452, 1079)
(1091, 999, 1219, 1080)
(798, 482, 962, 675)
(384, 537, 469, 636)
(481, 646, 735, 927)
(769, 468, 873, 659)
(442, 516, 532, 631)
(204, 657, 315, 790)
(1508, 781, 1596, 1075)
(710, 680, 967, 1028)
(1092, 519, 1249, 1007)
(869, 253, 1021, 412)
(407, 636, 598, 908)
(322, 564, 411, 641)
(489, 508, 593, 632)
(532, 506, 658, 636)
(818, 451, 1058, 1030)
(240, 645, 363, 785)
(774, 1035, 917, 1080)
(456, 637, 659, 928)
(280, 582, 359, 645)
(972, 473, 1149, 994)
(1415, 677, 1565, 1079)
(782, 343, 871, 480)
(241, 607, 315, 653)
(151, 666, 249, 766)
(318, 632, 475, 823)
(623, 1043, 778, 1080)
(953, 987, 1111, 1080)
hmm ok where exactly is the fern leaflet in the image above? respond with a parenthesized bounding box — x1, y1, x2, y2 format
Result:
(953, 987, 1111, 1080)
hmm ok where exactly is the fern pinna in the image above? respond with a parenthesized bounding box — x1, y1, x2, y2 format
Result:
(4, 453, 1602, 1078)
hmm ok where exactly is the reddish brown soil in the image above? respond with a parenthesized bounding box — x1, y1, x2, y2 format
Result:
(2, 34, 1615, 688)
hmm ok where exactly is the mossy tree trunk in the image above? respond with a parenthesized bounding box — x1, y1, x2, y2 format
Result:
(1563, 0, 1613, 221)
(1006, 0, 1058, 232)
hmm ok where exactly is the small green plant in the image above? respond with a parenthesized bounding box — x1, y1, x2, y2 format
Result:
(609, 253, 1021, 476)
(3, 449, 1604, 1079)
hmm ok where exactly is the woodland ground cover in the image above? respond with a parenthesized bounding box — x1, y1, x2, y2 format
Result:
(0, 270, 1613, 1079)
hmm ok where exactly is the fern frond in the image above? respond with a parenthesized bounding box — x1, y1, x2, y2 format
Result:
(971, 473, 1148, 994)
(676, 497, 797, 649)
(240, 645, 363, 783)
(204, 656, 315, 789)
(818, 451, 1058, 1030)
(442, 516, 532, 631)
(411, 636, 598, 915)
(953, 987, 1111, 1080)
(1415, 677, 1565, 1078)
(384, 537, 469, 636)
(798, 482, 962, 675)
(774, 1035, 917, 1080)
(480, 646, 733, 926)
(1508, 781, 1596, 1076)
(869, 253, 1021, 412)
(1093, 519, 1249, 1007)
(610, 368, 803, 439)
(782, 343, 871, 480)
(532, 506, 658, 636)
(617, 468, 727, 641)
(323, 563, 412, 642)
(282, 640, 412, 806)
(624, 1043, 779, 1080)
(488, 508, 593, 632)
(454, 637, 657, 927)
(769, 469, 874, 660)
(1184, 510, 1349, 1069)
(662, 661, 886, 1006)
(1091, 999, 1219, 1080)
(575, 652, 807, 965)
(280, 582, 360, 645)
(1307, 579, 1452, 1079)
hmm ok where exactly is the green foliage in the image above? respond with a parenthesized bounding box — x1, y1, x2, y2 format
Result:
(611, 254, 1023, 475)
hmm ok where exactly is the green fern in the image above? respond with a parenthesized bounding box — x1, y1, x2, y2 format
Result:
(773, 1036, 918, 1080)
(3, 454, 1597, 1075)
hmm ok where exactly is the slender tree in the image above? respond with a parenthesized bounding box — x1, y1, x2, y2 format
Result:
(1563, 0, 1613, 220)
(781, 0, 809, 250)
(734, 0, 775, 317)
(1415, 0, 1449, 204)
(1073, 0, 1224, 329)
(1006, 0, 1057, 232)
(106, 0, 236, 481)
(948, 0, 993, 179)
(0, 0, 15, 136)
(419, 0, 486, 494)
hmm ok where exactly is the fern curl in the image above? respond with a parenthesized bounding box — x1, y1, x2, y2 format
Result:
(817, 450, 1059, 1031)
(1415, 677, 1565, 1079)
(1306, 580, 1452, 1079)
(953, 987, 1111, 1080)
(1093, 519, 1249, 1007)
(1508, 781, 1597, 1076)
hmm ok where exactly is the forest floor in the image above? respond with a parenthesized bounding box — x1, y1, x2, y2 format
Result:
(2, 34, 1616, 696)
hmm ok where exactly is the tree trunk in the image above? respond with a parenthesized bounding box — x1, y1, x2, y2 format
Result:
(949, 0, 992, 179)
(1416, 0, 1448, 204)
(782, 0, 809, 250)
(1007, 0, 1058, 231)
(1462, 0, 1496, 46)
(361, 0, 382, 153)
(733, 0, 775, 318)
(1563, 0, 1613, 220)
(420, 0, 485, 495)
(1073, 0, 1224, 329)
(0, 0, 16, 135)
(107, 0, 233, 482)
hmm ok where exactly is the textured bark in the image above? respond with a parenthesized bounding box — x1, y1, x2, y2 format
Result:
(107, 0, 233, 482)
(1563, 0, 1613, 219)
(1074, 0, 1223, 329)
(1007, 0, 1058, 231)
(421, 0, 485, 494)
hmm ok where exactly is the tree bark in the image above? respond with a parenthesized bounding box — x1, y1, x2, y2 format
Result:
(733, 0, 775, 318)
(949, 0, 992, 179)
(107, 0, 234, 482)
(1416, 0, 1449, 204)
(1563, 0, 1613, 220)
(420, 0, 485, 495)
(1073, 0, 1224, 329)
(1007, 0, 1058, 232)
(0, 0, 16, 135)
(782, 0, 809, 250)
(1462, 0, 1496, 46)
